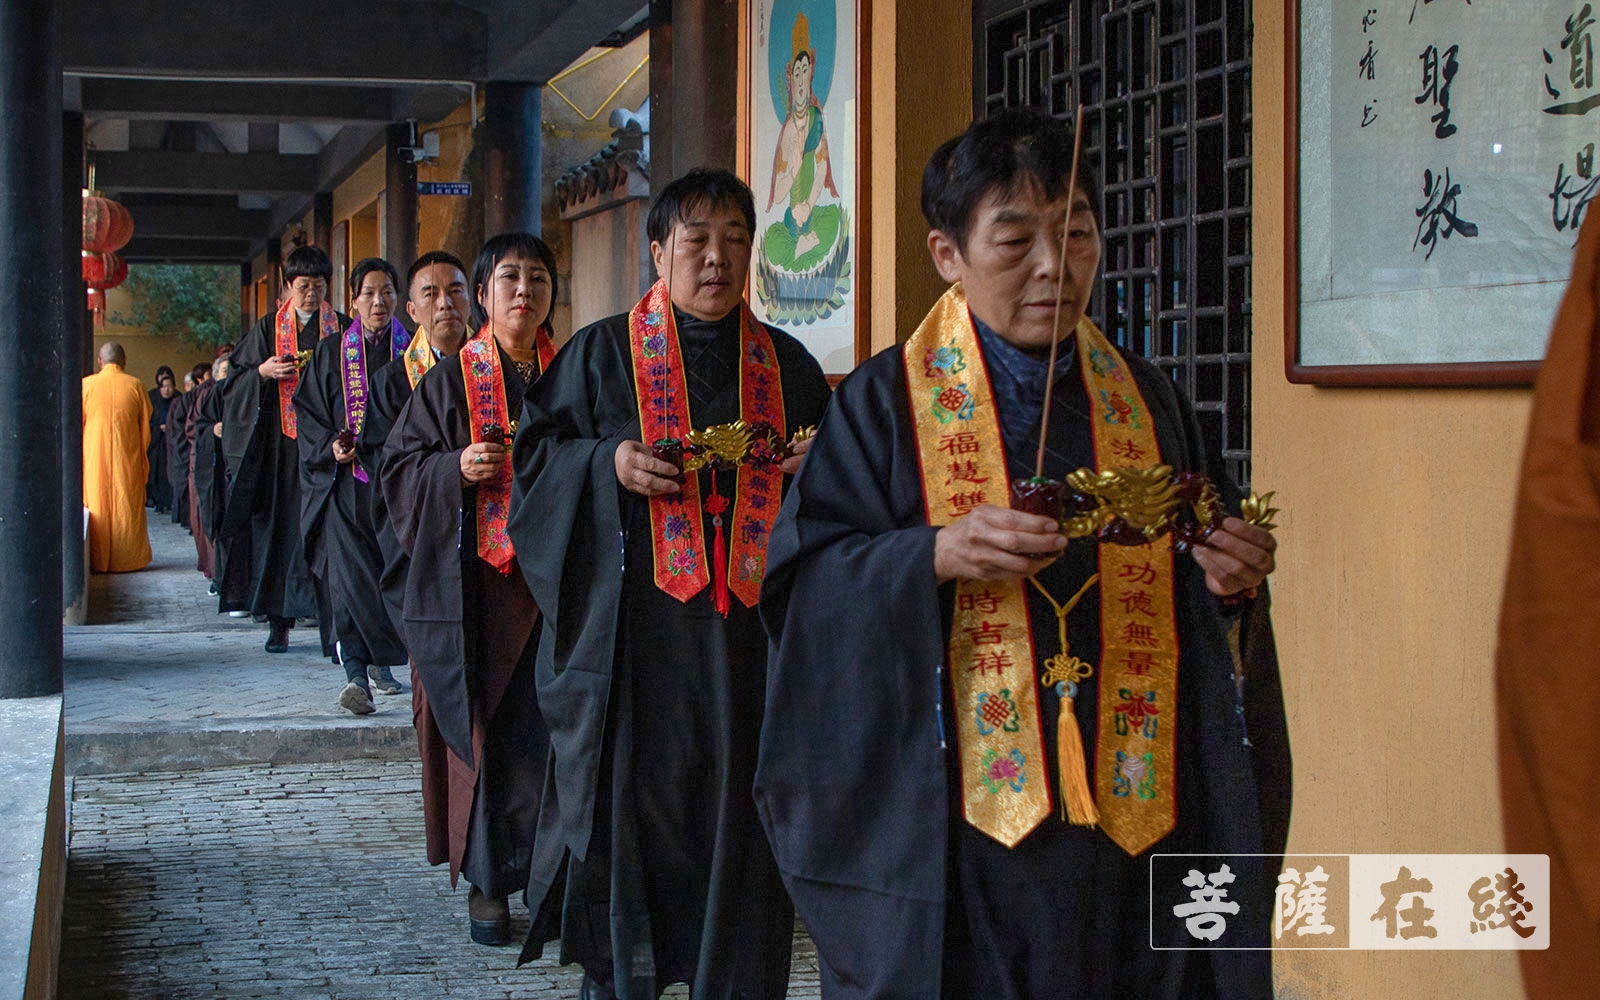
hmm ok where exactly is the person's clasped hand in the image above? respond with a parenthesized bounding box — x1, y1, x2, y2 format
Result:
(332, 438, 356, 465)
(460, 442, 507, 485)
(933, 505, 1066, 583)
(1193, 517, 1276, 598)
(614, 440, 681, 497)
(257, 355, 295, 381)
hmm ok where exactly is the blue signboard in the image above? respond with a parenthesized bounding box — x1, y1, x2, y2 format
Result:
(417, 181, 472, 197)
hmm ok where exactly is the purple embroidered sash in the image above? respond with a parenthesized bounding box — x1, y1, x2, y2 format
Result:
(340, 318, 376, 483)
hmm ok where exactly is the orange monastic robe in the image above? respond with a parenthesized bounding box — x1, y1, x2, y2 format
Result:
(82, 363, 153, 572)
(1496, 209, 1600, 997)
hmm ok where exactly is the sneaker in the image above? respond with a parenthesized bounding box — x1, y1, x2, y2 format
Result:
(367, 664, 403, 695)
(339, 681, 376, 716)
(265, 623, 290, 654)
(207, 581, 219, 596)
(228, 610, 249, 618)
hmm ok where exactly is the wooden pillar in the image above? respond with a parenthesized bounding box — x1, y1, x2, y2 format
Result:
(0, 0, 64, 696)
(648, 0, 738, 192)
(62, 110, 85, 623)
(312, 191, 334, 257)
(484, 83, 543, 237)
(384, 123, 419, 267)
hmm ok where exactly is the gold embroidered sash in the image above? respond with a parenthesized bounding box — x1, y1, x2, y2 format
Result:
(1076, 320, 1179, 857)
(403, 326, 436, 389)
(905, 284, 1179, 855)
(904, 285, 1050, 847)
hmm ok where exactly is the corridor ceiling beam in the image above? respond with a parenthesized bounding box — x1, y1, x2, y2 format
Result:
(94, 151, 319, 196)
(79, 79, 395, 123)
(490, 0, 649, 81)
(125, 205, 270, 241)
(60, 0, 486, 81)
(120, 235, 255, 263)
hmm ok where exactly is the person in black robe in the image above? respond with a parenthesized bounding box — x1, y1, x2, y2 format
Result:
(356, 249, 474, 878)
(146, 368, 176, 513)
(753, 111, 1292, 999)
(381, 233, 560, 947)
(509, 169, 832, 999)
(183, 363, 217, 578)
(193, 354, 233, 600)
(295, 257, 410, 715)
(167, 378, 192, 529)
(220, 245, 347, 654)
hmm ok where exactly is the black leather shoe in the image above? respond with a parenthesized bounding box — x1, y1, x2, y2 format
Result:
(467, 885, 511, 946)
(265, 623, 290, 654)
(579, 974, 617, 1000)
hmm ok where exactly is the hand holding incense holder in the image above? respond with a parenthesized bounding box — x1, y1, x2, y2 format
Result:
(480, 422, 510, 447)
(335, 429, 356, 452)
(1010, 476, 1065, 520)
(651, 437, 687, 484)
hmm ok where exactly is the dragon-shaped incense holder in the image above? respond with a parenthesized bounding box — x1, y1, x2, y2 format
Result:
(651, 421, 816, 482)
(1011, 469, 1279, 553)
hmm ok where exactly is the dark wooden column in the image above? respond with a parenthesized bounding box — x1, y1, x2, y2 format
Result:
(62, 110, 85, 622)
(0, 0, 64, 696)
(312, 191, 334, 257)
(648, 0, 738, 193)
(384, 123, 419, 268)
(484, 82, 543, 237)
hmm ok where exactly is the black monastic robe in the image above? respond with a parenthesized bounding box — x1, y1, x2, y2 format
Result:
(294, 327, 407, 669)
(755, 320, 1291, 999)
(185, 379, 217, 577)
(221, 312, 346, 638)
(167, 390, 191, 528)
(508, 308, 832, 997)
(381, 344, 550, 898)
(360, 347, 456, 868)
(147, 388, 173, 512)
(193, 378, 241, 604)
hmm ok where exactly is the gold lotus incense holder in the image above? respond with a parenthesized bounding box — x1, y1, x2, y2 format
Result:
(1011, 466, 1279, 552)
(279, 348, 314, 372)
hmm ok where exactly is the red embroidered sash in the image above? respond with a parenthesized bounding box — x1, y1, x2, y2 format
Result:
(275, 298, 340, 439)
(460, 324, 558, 573)
(626, 279, 784, 609)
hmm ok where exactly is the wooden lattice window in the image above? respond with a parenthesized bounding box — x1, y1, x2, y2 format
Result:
(977, 0, 1254, 487)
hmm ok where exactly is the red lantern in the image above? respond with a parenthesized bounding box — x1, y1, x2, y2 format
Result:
(82, 251, 127, 328)
(85, 288, 106, 326)
(82, 191, 133, 253)
(82, 250, 127, 290)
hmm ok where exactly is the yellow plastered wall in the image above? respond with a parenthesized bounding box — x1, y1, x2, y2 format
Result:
(1253, 1, 1530, 997)
(95, 285, 218, 385)
(869, 0, 972, 351)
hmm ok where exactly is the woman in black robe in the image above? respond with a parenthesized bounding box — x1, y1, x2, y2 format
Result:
(508, 169, 832, 999)
(167, 380, 191, 528)
(754, 110, 1290, 998)
(146, 367, 175, 513)
(194, 355, 236, 601)
(381, 232, 558, 946)
(219, 247, 345, 654)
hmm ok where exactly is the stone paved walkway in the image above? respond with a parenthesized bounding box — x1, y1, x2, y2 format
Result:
(60, 519, 823, 998)
(65, 520, 413, 774)
(62, 760, 821, 999)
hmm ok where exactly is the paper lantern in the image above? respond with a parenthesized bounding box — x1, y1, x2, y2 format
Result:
(82, 250, 127, 290)
(82, 191, 133, 253)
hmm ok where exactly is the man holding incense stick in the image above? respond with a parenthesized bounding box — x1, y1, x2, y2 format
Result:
(756, 109, 1291, 997)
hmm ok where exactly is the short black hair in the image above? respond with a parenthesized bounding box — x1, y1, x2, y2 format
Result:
(470, 232, 560, 329)
(283, 245, 333, 283)
(349, 257, 401, 299)
(189, 363, 211, 383)
(406, 250, 468, 296)
(921, 108, 1099, 252)
(646, 168, 757, 245)
(154, 365, 175, 383)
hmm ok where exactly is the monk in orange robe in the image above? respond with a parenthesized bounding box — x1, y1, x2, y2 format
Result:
(1496, 209, 1600, 997)
(82, 342, 153, 572)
